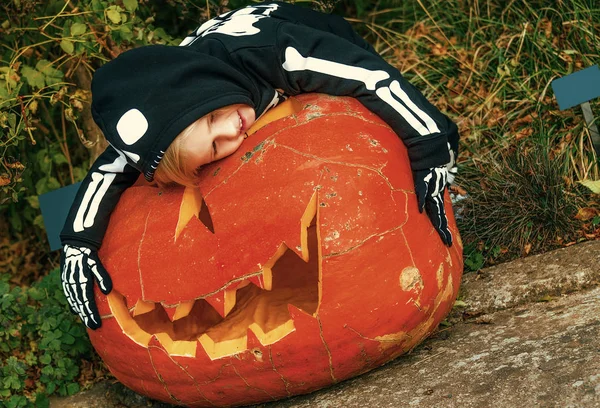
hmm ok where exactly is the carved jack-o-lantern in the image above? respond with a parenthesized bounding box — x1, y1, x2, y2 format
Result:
(90, 94, 463, 407)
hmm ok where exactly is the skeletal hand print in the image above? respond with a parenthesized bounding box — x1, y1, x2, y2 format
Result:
(60, 244, 113, 329)
(413, 166, 453, 246)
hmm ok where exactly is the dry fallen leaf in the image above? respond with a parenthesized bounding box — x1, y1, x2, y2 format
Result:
(575, 207, 599, 221)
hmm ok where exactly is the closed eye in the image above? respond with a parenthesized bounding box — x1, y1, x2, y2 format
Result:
(212, 141, 217, 159)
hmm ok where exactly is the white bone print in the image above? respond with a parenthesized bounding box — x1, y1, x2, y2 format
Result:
(282, 47, 389, 91)
(72, 151, 128, 232)
(180, 3, 280, 46)
(282, 47, 440, 136)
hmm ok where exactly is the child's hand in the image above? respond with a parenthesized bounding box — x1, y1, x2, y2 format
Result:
(60, 244, 112, 329)
(413, 166, 453, 246)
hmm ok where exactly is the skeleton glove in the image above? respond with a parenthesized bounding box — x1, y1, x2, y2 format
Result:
(413, 166, 453, 246)
(60, 244, 113, 329)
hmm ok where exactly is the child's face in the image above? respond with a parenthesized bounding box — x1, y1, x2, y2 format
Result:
(181, 104, 255, 176)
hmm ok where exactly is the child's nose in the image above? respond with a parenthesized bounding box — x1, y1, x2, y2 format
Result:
(214, 114, 241, 138)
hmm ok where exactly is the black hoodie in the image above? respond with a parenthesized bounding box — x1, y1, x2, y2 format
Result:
(61, 1, 459, 249)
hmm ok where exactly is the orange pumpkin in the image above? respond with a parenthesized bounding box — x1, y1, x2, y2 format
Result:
(91, 94, 463, 407)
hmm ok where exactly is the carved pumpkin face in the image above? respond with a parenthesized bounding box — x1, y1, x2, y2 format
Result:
(91, 94, 463, 407)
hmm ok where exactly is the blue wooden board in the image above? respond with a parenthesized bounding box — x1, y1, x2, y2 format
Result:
(39, 182, 81, 251)
(552, 65, 600, 110)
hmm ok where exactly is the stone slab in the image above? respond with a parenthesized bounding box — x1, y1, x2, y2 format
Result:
(268, 285, 600, 408)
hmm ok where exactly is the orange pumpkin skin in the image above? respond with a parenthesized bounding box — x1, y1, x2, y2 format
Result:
(91, 94, 463, 407)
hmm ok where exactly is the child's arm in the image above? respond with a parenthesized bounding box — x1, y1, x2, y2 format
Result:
(60, 146, 140, 329)
(240, 21, 458, 244)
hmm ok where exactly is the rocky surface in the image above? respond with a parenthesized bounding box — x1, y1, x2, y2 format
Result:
(50, 240, 600, 408)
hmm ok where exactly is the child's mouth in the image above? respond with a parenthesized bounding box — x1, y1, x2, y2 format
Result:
(237, 111, 247, 135)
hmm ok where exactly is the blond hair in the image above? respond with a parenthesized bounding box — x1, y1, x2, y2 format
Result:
(154, 106, 236, 188)
(153, 121, 200, 188)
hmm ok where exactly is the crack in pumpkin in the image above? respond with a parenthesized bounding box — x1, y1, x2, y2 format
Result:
(231, 364, 277, 401)
(275, 143, 404, 192)
(399, 228, 417, 268)
(269, 346, 292, 396)
(322, 222, 406, 259)
(159, 347, 217, 407)
(147, 346, 181, 404)
(316, 314, 337, 383)
(138, 211, 151, 299)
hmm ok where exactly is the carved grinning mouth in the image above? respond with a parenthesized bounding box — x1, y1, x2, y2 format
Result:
(106, 189, 320, 360)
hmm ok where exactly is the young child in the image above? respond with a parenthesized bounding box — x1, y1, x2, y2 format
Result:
(61, 1, 460, 330)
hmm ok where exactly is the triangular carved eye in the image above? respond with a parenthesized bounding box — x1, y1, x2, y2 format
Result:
(199, 199, 214, 234)
(175, 187, 215, 240)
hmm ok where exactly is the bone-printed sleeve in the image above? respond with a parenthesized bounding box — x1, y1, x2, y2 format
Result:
(248, 20, 458, 171)
(60, 146, 140, 249)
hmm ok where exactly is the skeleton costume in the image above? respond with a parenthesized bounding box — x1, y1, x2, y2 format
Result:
(60, 1, 459, 329)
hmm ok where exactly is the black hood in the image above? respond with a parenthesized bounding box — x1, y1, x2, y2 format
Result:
(91, 45, 256, 181)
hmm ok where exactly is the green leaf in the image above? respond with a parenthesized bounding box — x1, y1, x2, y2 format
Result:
(107, 7, 122, 24)
(6, 395, 28, 408)
(66, 382, 80, 395)
(0, 80, 9, 100)
(70, 22, 86, 36)
(53, 153, 68, 165)
(61, 333, 75, 345)
(41, 365, 54, 376)
(34, 392, 50, 408)
(21, 66, 45, 89)
(119, 24, 133, 40)
(46, 177, 61, 191)
(453, 300, 468, 308)
(35, 177, 49, 195)
(123, 0, 138, 12)
(36, 60, 63, 86)
(33, 214, 45, 229)
(580, 179, 600, 194)
(37, 150, 52, 174)
(26, 195, 39, 209)
(60, 39, 74, 54)
(39, 353, 52, 365)
(45, 381, 57, 395)
(91, 0, 106, 12)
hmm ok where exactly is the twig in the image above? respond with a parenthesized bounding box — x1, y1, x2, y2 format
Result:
(61, 105, 75, 184)
(17, 96, 36, 145)
(412, 350, 446, 367)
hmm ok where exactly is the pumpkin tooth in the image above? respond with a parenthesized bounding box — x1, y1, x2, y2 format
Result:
(132, 299, 155, 317)
(171, 300, 195, 321)
(223, 278, 257, 316)
(199, 332, 247, 360)
(162, 304, 180, 321)
(203, 291, 228, 318)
